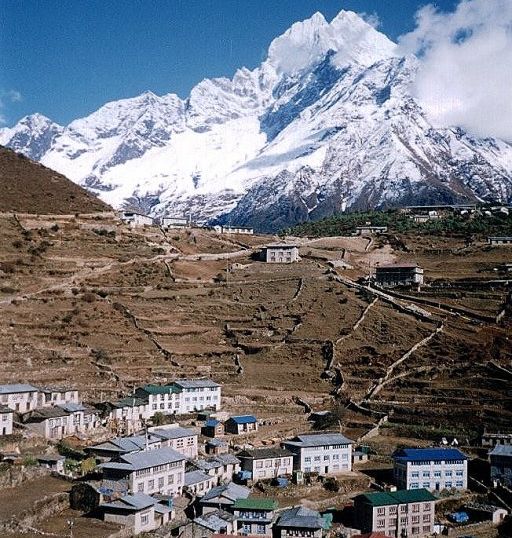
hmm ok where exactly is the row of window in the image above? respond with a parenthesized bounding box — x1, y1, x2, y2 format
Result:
(410, 481, 464, 489)
(304, 454, 348, 463)
(410, 460, 465, 465)
(255, 458, 291, 468)
(136, 471, 183, 492)
(410, 470, 464, 478)
(377, 503, 431, 515)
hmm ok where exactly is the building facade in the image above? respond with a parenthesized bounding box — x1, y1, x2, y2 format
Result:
(38, 388, 80, 408)
(261, 245, 300, 264)
(283, 432, 353, 475)
(274, 506, 324, 538)
(119, 211, 154, 227)
(150, 425, 199, 459)
(100, 446, 186, 497)
(0, 384, 39, 413)
(489, 445, 512, 487)
(393, 448, 468, 492)
(354, 489, 436, 538)
(0, 406, 13, 435)
(237, 448, 294, 480)
(162, 217, 189, 229)
(232, 498, 278, 537)
(224, 415, 258, 435)
(375, 265, 424, 288)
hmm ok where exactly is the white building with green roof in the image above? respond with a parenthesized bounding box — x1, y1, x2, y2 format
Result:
(232, 497, 278, 536)
(354, 489, 436, 538)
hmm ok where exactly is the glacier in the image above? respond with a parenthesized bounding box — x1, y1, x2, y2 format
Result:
(1, 10, 512, 231)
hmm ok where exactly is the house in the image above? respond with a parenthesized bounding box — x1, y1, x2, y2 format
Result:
(199, 482, 250, 514)
(59, 402, 100, 434)
(100, 446, 186, 496)
(86, 433, 163, 461)
(482, 431, 512, 447)
(353, 450, 369, 464)
(465, 502, 508, 524)
(261, 244, 300, 264)
(353, 489, 436, 538)
(36, 454, 66, 473)
(283, 432, 353, 475)
(0, 406, 13, 435)
(274, 506, 325, 538)
(202, 418, 225, 438)
(23, 406, 73, 439)
(206, 439, 229, 456)
(96, 397, 148, 435)
(101, 493, 173, 535)
(393, 448, 468, 491)
(38, 387, 80, 408)
(194, 509, 238, 534)
(135, 378, 221, 417)
(374, 265, 424, 288)
(193, 454, 241, 485)
(184, 470, 215, 497)
(162, 216, 189, 229)
(410, 211, 439, 223)
(356, 226, 388, 235)
(488, 236, 512, 245)
(224, 415, 258, 435)
(237, 448, 294, 480)
(215, 225, 253, 235)
(232, 497, 278, 537)
(150, 424, 199, 458)
(489, 445, 512, 486)
(0, 384, 39, 413)
(119, 211, 153, 227)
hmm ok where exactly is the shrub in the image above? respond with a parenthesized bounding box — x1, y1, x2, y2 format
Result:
(82, 292, 96, 303)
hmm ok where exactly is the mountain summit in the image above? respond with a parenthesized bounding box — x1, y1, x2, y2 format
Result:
(1, 10, 512, 231)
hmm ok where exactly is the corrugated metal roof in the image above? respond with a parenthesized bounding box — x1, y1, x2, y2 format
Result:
(139, 384, 178, 395)
(355, 488, 437, 507)
(185, 470, 211, 486)
(277, 506, 323, 529)
(102, 446, 185, 472)
(174, 379, 220, 389)
(228, 415, 257, 425)
(237, 447, 294, 460)
(285, 432, 353, 448)
(233, 497, 278, 510)
(205, 418, 221, 427)
(200, 482, 250, 503)
(0, 384, 38, 394)
(489, 445, 512, 457)
(194, 509, 236, 532)
(393, 448, 468, 462)
(152, 426, 198, 440)
(101, 493, 156, 511)
(58, 403, 86, 413)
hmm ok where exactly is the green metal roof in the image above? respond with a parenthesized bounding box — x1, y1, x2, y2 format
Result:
(356, 489, 436, 506)
(233, 497, 278, 511)
(140, 384, 178, 395)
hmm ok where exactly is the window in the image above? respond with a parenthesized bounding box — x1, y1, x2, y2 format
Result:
(434, 471, 441, 478)
(400, 506, 407, 513)
(323, 455, 329, 461)
(423, 514, 431, 523)
(412, 504, 420, 513)
(377, 508, 385, 516)
(158, 477, 164, 489)
(148, 480, 154, 490)
(445, 481, 452, 488)
(422, 471, 430, 478)
(455, 480, 464, 487)
(168, 475, 174, 484)
(389, 507, 397, 515)
(411, 526, 420, 535)
(257, 525, 266, 534)
(256, 461, 263, 469)
(342, 454, 348, 460)
(410, 483, 419, 489)
(400, 517, 408, 525)
(412, 516, 420, 524)
(141, 514, 149, 526)
(377, 519, 385, 528)
(332, 454, 339, 461)
(137, 482, 144, 492)
(422, 482, 430, 488)
(423, 525, 431, 532)
(304, 457, 311, 463)
(423, 503, 431, 511)
(314, 456, 321, 462)
(456, 470, 464, 477)
(411, 471, 419, 478)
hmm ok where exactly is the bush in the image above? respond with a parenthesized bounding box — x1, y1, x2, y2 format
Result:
(323, 477, 340, 492)
(82, 292, 96, 303)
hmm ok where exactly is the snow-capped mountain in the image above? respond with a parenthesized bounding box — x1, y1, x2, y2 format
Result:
(2, 10, 512, 231)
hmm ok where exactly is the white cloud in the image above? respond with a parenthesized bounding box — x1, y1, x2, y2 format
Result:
(0, 89, 23, 125)
(398, 0, 512, 142)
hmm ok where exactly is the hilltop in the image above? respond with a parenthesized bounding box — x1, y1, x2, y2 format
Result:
(0, 214, 511, 444)
(0, 146, 111, 214)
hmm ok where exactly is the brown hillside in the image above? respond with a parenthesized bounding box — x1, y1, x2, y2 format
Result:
(0, 146, 111, 213)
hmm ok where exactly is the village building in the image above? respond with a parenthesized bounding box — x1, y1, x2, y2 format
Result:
(374, 265, 424, 288)
(202, 418, 225, 438)
(86, 433, 163, 461)
(274, 506, 325, 538)
(224, 415, 258, 435)
(283, 432, 353, 475)
(184, 470, 216, 497)
(393, 448, 468, 491)
(488, 236, 512, 245)
(193, 454, 241, 485)
(214, 225, 254, 235)
(489, 445, 512, 487)
(354, 489, 436, 538)
(261, 244, 300, 264)
(101, 492, 173, 535)
(194, 509, 239, 535)
(96, 397, 148, 435)
(36, 454, 66, 473)
(199, 482, 250, 514)
(100, 446, 186, 497)
(356, 225, 388, 235)
(162, 216, 190, 229)
(38, 387, 80, 408)
(465, 502, 508, 524)
(410, 211, 440, 223)
(237, 447, 294, 480)
(206, 438, 229, 456)
(135, 379, 221, 417)
(149, 424, 199, 458)
(232, 497, 278, 537)
(119, 211, 153, 227)
(0, 383, 39, 413)
(0, 406, 13, 436)
(482, 431, 512, 448)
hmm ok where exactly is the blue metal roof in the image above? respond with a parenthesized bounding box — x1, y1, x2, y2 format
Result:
(229, 415, 257, 424)
(205, 418, 221, 427)
(394, 448, 468, 462)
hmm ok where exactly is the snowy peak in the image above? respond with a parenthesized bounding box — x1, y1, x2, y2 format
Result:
(267, 10, 396, 75)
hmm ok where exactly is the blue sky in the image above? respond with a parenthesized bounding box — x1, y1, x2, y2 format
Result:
(0, 0, 460, 127)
